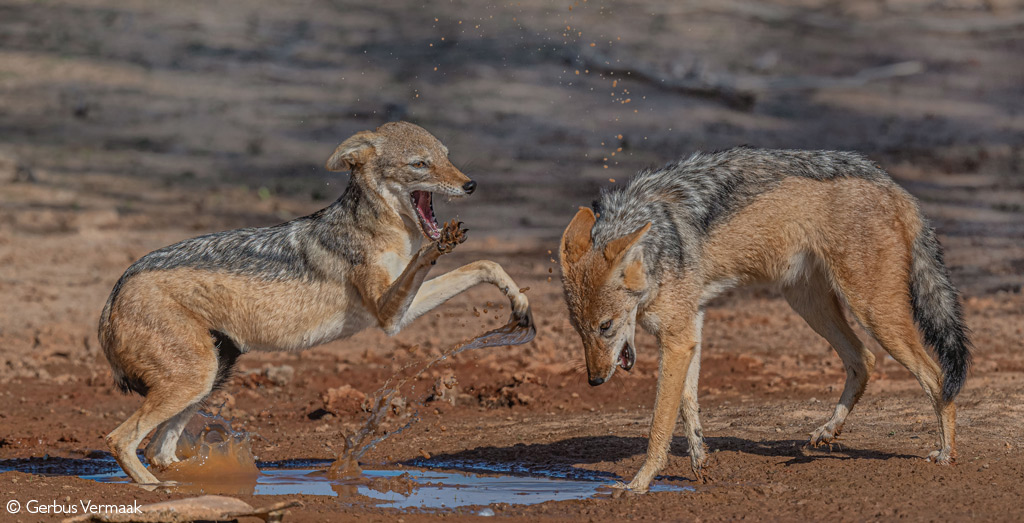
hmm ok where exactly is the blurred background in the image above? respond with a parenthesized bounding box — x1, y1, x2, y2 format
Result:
(1, 0, 1022, 376)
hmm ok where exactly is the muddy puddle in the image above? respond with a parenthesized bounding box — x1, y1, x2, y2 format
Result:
(0, 456, 691, 509)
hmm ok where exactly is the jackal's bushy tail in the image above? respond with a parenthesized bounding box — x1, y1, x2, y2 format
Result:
(909, 225, 972, 402)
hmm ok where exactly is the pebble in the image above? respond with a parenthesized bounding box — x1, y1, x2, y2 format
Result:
(478, 508, 495, 517)
(265, 364, 295, 386)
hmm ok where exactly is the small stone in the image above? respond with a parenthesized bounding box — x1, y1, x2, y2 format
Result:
(321, 385, 367, 415)
(264, 364, 295, 386)
(478, 508, 495, 517)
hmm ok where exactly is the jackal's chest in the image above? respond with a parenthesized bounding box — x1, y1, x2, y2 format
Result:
(376, 235, 419, 283)
(378, 250, 413, 283)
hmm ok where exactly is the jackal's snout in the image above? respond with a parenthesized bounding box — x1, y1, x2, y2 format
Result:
(436, 161, 474, 197)
(585, 345, 616, 386)
(584, 327, 636, 386)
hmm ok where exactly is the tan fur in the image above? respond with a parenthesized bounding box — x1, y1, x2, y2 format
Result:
(561, 176, 958, 493)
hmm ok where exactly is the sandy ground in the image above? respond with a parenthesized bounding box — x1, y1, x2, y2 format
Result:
(1, 0, 1023, 520)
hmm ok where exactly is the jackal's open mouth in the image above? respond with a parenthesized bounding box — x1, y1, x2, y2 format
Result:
(411, 190, 440, 240)
(618, 342, 635, 371)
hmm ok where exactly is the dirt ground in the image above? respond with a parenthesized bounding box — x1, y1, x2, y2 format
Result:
(1, 0, 1023, 521)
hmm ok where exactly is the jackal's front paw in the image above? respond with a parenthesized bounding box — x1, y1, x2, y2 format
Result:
(510, 292, 533, 326)
(927, 448, 956, 465)
(624, 478, 650, 494)
(434, 220, 467, 254)
(691, 454, 714, 484)
(807, 423, 843, 450)
(689, 442, 711, 482)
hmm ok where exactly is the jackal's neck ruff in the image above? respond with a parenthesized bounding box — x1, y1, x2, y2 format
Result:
(320, 174, 418, 246)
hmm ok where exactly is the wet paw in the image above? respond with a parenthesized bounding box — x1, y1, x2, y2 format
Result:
(625, 479, 650, 494)
(435, 220, 468, 254)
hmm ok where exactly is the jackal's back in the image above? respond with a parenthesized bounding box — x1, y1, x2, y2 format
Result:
(590, 147, 892, 268)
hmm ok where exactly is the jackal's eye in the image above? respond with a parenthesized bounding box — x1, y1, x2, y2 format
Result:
(599, 319, 612, 334)
(411, 161, 428, 169)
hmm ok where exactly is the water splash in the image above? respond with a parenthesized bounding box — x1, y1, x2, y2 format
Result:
(327, 316, 535, 478)
(156, 412, 259, 488)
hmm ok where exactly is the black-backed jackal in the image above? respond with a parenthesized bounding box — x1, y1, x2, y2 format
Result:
(99, 121, 535, 484)
(559, 147, 971, 492)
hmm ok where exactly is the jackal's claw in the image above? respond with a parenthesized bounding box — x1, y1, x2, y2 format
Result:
(806, 425, 842, 450)
(693, 466, 714, 484)
(513, 305, 535, 329)
(435, 220, 468, 254)
(611, 480, 629, 490)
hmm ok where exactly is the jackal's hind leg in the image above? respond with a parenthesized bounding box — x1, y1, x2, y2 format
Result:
(863, 309, 955, 464)
(783, 270, 873, 449)
(143, 403, 202, 469)
(107, 327, 219, 484)
(835, 255, 956, 464)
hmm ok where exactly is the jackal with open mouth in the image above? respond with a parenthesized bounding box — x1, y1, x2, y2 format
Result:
(99, 121, 535, 484)
(559, 147, 971, 492)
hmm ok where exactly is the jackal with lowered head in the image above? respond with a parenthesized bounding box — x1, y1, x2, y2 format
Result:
(559, 147, 970, 492)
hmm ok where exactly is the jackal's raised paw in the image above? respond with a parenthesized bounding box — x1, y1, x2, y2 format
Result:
(435, 219, 468, 254)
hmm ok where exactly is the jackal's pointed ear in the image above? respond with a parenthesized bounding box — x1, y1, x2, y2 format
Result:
(561, 207, 596, 265)
(326, 131, 380, 172)
(606, 222, 650, 291)
(603, 222, 651, 263)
